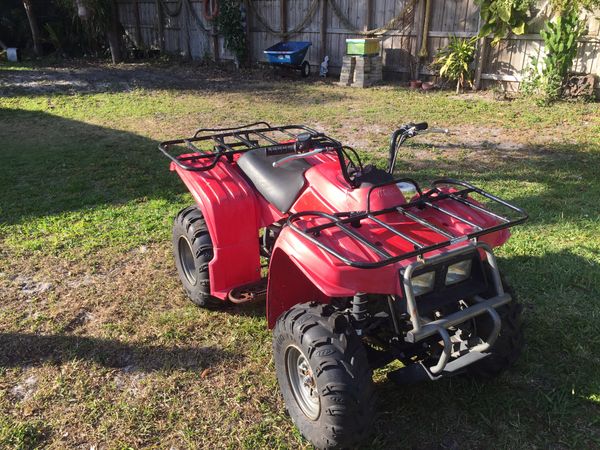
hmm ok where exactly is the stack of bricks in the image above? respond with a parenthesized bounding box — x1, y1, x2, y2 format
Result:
(339, 55, 383, 88)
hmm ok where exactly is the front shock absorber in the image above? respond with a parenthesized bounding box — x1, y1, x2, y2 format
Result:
(351, 293, 368, 326)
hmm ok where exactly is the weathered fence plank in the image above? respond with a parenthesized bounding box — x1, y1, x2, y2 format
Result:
(117, 0, 599, 90)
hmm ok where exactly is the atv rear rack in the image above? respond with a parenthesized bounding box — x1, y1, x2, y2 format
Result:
(287, 178, 528, 268)
(158, 122, 342, 172)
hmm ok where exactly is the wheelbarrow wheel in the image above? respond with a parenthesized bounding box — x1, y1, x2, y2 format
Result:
(301, 61, 310, 78)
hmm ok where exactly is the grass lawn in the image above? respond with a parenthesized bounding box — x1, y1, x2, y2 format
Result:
(0, 61, 599, 449)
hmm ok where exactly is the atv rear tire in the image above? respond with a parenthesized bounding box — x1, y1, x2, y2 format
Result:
(172, 206, 221, 308)
(273, 303, 374, 449)
(468, 276, 524, 378)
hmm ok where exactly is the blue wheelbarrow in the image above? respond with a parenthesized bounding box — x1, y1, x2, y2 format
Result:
(264, 41, 312, 78)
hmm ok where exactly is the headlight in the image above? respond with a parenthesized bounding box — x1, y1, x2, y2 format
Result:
(445, 260, 472, 285)
(411, 271, 435, 296)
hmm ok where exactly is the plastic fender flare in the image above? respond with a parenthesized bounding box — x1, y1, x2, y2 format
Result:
(172, 162, 262, 299)
(266, 246, 332, 328)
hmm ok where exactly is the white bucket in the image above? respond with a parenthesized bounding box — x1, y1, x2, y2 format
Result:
(7, 48, 19, 62)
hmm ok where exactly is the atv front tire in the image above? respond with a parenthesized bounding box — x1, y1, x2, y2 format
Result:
(273, 303, 374, 449)
(172, 206, 221, 308)
(468, 277, 524, 378)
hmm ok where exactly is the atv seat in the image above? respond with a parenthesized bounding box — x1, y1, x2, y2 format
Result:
(237, 148, 310, 213)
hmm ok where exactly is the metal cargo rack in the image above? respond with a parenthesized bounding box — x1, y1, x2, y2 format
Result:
(287, 178, 528, 269)
(158, 122, 342, 172)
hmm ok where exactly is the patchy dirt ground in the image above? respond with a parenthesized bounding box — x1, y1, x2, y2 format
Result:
(0, 60, 314, 96)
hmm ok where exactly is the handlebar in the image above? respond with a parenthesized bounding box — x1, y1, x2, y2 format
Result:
(265, 132, 314, 157)
(403, 122, 449, 137)
(419, 127, 449, 135)
(265, 143, 297, 156)
(387, 122, 449, 175)
(272, 147, 327, 168)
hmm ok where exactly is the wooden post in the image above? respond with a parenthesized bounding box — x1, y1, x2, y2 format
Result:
(22, 0, 42, 56)
(181, 0, 191, 60)
(418, 0, 431, 58)
(412, 0, 425, 79)
(107, 0, 124, 63)
(319, 0, 327, 61)
(156, 0, 165, 52)
(474, 37, 488, 90)
(133, 0, 143, 48)
(280, 0, 288, 40)
(245, 2, 252, 66)
(366, 0, 374, 33)
(212, 23, 220, 61)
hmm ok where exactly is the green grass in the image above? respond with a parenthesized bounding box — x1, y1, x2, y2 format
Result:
(0, 63, 599, 449)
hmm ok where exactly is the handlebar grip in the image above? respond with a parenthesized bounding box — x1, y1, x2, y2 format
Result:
(413, 122, 428, 131)
(265, 143, 296, 156)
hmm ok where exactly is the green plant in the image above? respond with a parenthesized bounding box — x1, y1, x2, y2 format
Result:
(215, 0, 246, 65)
(476, 0, 534, 45)
(432, 36, 477, 93)
(541, 7, 585, 78)
(521, 6, 586, 105)
(550, 0, 600, 12)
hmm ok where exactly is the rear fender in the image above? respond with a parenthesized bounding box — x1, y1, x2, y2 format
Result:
(172, 161, 261, 299)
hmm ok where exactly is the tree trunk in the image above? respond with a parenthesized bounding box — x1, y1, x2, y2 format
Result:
(107, 0, 123, 63)
(22, 0, 42, 56)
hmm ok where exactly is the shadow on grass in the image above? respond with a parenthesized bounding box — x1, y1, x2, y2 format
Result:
(0, 332, 235, 372)
(0, 107, 184, 224)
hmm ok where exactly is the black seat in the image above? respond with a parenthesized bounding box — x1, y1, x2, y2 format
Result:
(237, 148, 310, 213)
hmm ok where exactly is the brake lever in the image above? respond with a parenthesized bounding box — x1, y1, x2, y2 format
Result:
(272, 147, 326, 168)
(419, 127, 449, 135)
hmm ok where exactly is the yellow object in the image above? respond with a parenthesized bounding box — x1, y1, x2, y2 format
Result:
(346, 38, 380, 55)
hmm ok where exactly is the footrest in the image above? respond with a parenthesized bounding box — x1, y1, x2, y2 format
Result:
(227, 279, 268, 304)
(441, 351, 489, 375)
(386, 352, 490, 384)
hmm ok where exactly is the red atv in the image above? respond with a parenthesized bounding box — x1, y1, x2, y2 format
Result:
(159, 122, 527, 449)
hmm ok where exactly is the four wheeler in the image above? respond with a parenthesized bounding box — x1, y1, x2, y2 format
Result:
(159, 122, 527, 449)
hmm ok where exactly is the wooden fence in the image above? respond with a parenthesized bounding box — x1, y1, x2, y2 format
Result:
(117, 0, 600, 90)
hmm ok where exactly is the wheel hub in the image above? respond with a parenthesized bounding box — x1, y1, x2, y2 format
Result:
(286, 346, 320, 420)
(177, 236, 197, 285)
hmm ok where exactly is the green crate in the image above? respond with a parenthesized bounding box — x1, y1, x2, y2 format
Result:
(346, 38, 380, 55)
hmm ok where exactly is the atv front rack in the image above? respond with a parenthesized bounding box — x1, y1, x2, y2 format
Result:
(287, 178, 528, 268)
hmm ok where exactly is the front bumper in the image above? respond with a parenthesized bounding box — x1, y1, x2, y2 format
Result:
(401, 242, 507, 375)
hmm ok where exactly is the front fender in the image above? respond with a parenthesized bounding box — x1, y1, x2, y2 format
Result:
(266, 226, 398, 328)
(266, 247, 331, 328)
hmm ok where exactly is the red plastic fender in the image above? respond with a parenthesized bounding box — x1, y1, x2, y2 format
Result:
(266, 226, 399, 328)
(172, 161, 262, 299)
(266, 246, 332, 328)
